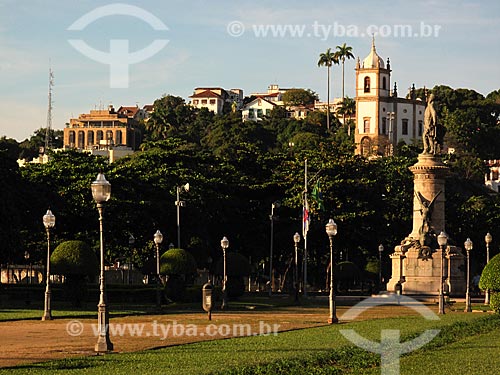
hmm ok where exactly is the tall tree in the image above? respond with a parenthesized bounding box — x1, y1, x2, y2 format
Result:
(335, 43, 355, 100)
(317, 48, 339, 131)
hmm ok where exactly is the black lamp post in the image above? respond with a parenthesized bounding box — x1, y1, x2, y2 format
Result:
(91, 172, 113, 352)
(42, 209, 55, 321)
(293, 232, 301, 303)
(464, 237, 473, 313)
(437, 231, 448, 315)
(154, 230, 163, 308)
(128, 234, 135, 285)
(325, 219, 338, 324)
(221, 236, 229, 309)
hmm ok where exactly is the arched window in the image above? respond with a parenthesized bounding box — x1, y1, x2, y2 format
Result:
(361, 137, 371, 157)
(97, 130, 103, 143)
(106, 130, 113, 143)
(115, 130, 122, 145)
(364, 77, 370, 93)
(87, 131, 94, 146)
(69, 131, 75, 146)
(382, 77, 387, 90)
(78, 131, 85, 149)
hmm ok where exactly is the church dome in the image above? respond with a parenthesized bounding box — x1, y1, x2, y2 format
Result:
(362, 38, 384, 69)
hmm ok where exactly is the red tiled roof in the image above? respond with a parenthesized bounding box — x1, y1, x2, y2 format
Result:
(143, 104, 154, 111)
(117, 106, 140, 117)
(189, 90, 223, 99)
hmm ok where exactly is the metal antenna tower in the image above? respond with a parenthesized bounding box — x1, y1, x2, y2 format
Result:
(45, 67, 54, 150)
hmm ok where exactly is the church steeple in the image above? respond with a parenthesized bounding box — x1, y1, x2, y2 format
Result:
(362, 36, 384, 69)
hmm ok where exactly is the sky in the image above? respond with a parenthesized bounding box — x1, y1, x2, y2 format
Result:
(1, 0, 499, 141)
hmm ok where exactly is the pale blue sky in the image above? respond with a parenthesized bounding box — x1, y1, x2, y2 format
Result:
(1, 0, 499, 141)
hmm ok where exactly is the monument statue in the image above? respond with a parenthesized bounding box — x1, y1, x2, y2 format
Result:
(423, 93, 438, 154)
(414, 190, 441, 246)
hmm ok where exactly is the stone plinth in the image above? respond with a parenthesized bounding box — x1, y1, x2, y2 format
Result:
(387, 245, 465, 296)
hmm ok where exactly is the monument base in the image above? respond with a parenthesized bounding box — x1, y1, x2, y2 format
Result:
(387, 242, 465, 296)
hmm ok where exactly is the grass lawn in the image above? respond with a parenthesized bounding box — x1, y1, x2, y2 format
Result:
(1, 311, 497, 375)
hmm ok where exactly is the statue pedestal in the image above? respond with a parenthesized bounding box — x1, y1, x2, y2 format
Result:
(387, 153, 466, 296)
(387, 244, 465, 296)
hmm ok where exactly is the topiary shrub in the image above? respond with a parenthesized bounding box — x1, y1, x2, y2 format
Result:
(51, 240, 98, 307)
(479, 253, 500, 313)
(160, 248, 197, 302)
(215, 252, 250, 299)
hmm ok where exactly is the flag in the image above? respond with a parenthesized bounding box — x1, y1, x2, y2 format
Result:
(311, 180, 325, 211)
(303, 199, 310, 237)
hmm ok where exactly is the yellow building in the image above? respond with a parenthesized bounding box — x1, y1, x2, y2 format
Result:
(63, 105, 141, 151)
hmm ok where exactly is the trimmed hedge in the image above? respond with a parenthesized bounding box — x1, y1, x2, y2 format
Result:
(479, 253, 500, 291)
(50, 240, 98, 278)
(160, 248, 197, 276)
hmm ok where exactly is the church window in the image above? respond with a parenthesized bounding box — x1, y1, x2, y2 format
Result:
(364, 77, 370, 93)
(363, 118, 370, 133)
(382, 77, 387, 90)
(418, 120, 423, 136)
(402, 119, 409, 135)
(382, 117, 387, 134)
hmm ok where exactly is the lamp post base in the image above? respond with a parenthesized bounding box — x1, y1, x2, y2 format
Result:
(41, 290, 52, 321)
(328, 317, 339, 324)
(95, 303, 113, 353)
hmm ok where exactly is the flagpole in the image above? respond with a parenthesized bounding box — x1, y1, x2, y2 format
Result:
(303, 158, 308, 297)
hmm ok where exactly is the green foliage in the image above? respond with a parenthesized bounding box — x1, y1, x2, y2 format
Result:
(490, 292, 500, 314)
(50, 240, 98, 277)
(160, 248, 197, 276)
(479, 253, 500, 291)
(282, 88, 318, 106)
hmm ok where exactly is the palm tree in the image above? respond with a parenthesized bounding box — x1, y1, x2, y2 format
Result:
(317, 48, 339, 131)
(336, 97, 356, 135)
(335, 43, 355, 100)
(335, 44, 355, 134)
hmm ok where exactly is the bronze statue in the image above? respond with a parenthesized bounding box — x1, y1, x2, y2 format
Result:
(423, 93, 437, 154)
(415, 190, 441, 246)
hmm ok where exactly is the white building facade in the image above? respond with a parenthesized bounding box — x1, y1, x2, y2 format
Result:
(355, 39, 426, 156)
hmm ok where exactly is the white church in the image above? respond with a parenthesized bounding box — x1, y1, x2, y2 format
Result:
(354, 39, 426, 156)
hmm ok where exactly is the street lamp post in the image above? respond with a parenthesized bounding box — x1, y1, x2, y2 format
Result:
(485, 232, 492, 305)
(437, 231, 448, 315)
(221, 236, 229, 310)
(175, 183, 189, 249)
(154, 230, 163, 309)
(128, 234, 135, 285)
(293, 232, 301, 303)
(91, 172, 113, 352)
(464, 237, 473, 313)
(378, 244, 384, 290)
(387, 111, 395, 156)
(42, 209, 55, 321)
(325, 219, 338, 324)
(24, 251, 30, 284)
(269, 201, 280, 296)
